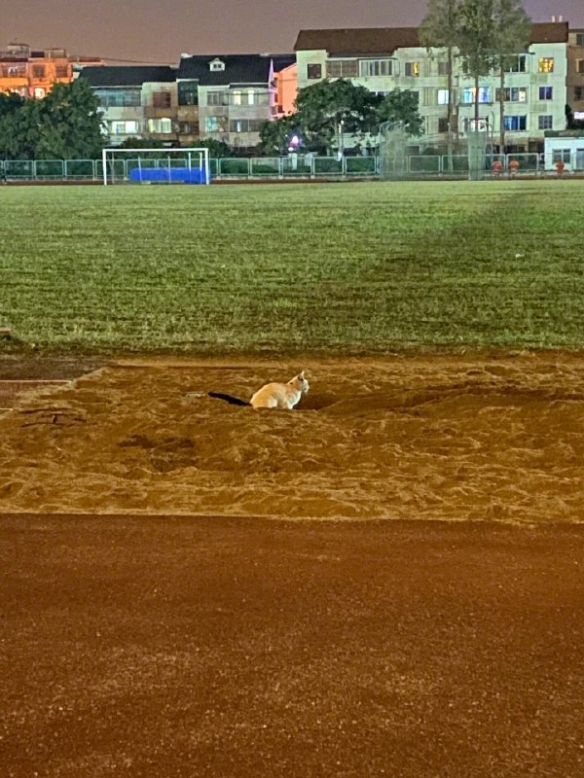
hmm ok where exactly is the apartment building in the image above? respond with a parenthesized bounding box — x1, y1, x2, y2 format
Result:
(294, 22, 570, 151)
(79, 54, 293, 149)
(176, 54, 293, 149)
(0, 42, 101, 98)
(567, 28, 584, 118)
(79, 66, 179, 144)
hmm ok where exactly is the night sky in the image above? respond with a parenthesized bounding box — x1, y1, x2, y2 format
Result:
(4, 0, 583, 63)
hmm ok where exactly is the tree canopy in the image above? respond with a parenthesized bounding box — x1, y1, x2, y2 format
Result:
(0, 79, 105, 160)
(260, 79, 422, 155)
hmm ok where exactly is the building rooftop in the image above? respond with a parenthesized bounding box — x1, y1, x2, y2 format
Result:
(294, 21, 569, 55)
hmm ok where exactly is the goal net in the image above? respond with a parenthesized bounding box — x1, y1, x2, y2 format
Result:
(378, 121, 408, 180)
(102, 147, 211, 185)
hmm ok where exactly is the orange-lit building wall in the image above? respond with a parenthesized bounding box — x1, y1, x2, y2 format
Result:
(0, 44, 102, 98)
(275, 62, 298, 116)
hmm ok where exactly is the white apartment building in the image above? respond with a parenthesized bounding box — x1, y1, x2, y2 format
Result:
(295, 22, 569, 152)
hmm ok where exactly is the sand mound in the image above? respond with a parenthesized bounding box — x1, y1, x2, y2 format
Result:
(1, 354, 583, 521)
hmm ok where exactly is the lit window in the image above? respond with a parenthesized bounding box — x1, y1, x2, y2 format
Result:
(437, 88, 450, 104)
(538, 115, 553, 129)
(496, 87, 527, 102)
(503, 115, 527, 131)
(538, 57, 554, 73)
(539, 86, 553, 100)
(405, 61, 420, 77)
(462, 87, 491, 103)
(110, 121, 140, 135)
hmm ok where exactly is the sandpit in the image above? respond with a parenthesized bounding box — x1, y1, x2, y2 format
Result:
(0, 352, 583, 522)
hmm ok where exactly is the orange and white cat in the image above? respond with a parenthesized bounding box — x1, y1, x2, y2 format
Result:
(209, 371, 309, 409)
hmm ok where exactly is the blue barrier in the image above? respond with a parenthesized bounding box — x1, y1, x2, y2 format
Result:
(128, 167, 208, 184)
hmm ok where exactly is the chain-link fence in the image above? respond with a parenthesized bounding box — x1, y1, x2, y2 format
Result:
(0, 153, 566, 183)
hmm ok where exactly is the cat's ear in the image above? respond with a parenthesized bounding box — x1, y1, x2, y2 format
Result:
(299, 370, 305, 379)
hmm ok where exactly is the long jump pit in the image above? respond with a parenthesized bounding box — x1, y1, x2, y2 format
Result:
(0, 351, 583, 520)
(1, 353, 584, 778)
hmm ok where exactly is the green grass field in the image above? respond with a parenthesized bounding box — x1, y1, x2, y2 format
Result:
(1, 180, 583, 355)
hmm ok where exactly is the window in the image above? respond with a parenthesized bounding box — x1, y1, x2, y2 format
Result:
(575, 86, 584, 101)
(438, 117, 449, 133)
(5, 64, 26, 77)
(204, 116, 227, 133)
(576, 33, 584, 46)
(437, 88, 450, 105)
(231, 90, 242, 106)
(33, 87, 45, 98)
(504, 115, 527, 131)
(506, 55, 527, 73)
(326, 60, 358, 78)
(207, 90, 227, 106)
(95, 89, 141, 108)
(462, 87, 491, 103)
(577, 60, 584, 74)
(438, 61, 450, 76)
(32, 65, 45, 78)
(178, 81, 198, 106)
(229, 119, 264, 133)
(538, 115, 553, 130)
(209, 58, 225, 72)
(307, 63, 322, 79)
(178, 121, 199, 134)
(538, 57, 554, 73)
(147, 118, 173, 134)
(496, 87, 527, 102)
(55, 65, 69, 78)
(552, 148, 570, 163)
(539, 86, 553, 100)
(152, 91, 171, 108)
(405, 61, 420, 77)
(109, 120, 140, 135)
(359, 59, 393, 77)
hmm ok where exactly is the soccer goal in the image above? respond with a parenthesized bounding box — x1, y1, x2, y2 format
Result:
(102, 147, 211, 185)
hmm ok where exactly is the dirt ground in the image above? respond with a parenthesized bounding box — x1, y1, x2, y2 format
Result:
(1, 353, 584, 777)
(1, 351, 583, 521)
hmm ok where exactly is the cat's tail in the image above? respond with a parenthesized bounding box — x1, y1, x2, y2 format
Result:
(208, 392, 250, 407)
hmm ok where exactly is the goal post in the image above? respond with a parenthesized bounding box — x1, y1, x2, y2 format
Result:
(101, 147, 211, 185)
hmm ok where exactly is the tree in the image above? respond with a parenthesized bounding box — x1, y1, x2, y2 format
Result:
(0, 79, 105, 160)
(38, 79, 105, 159)
(258, 114, 297, 155)
(420, 0, 462, 167)
(492, 0, 531, 152)
(457, 0, 496, 124)
(376, 89, 424, 136)
(293, 78, 380, 154)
